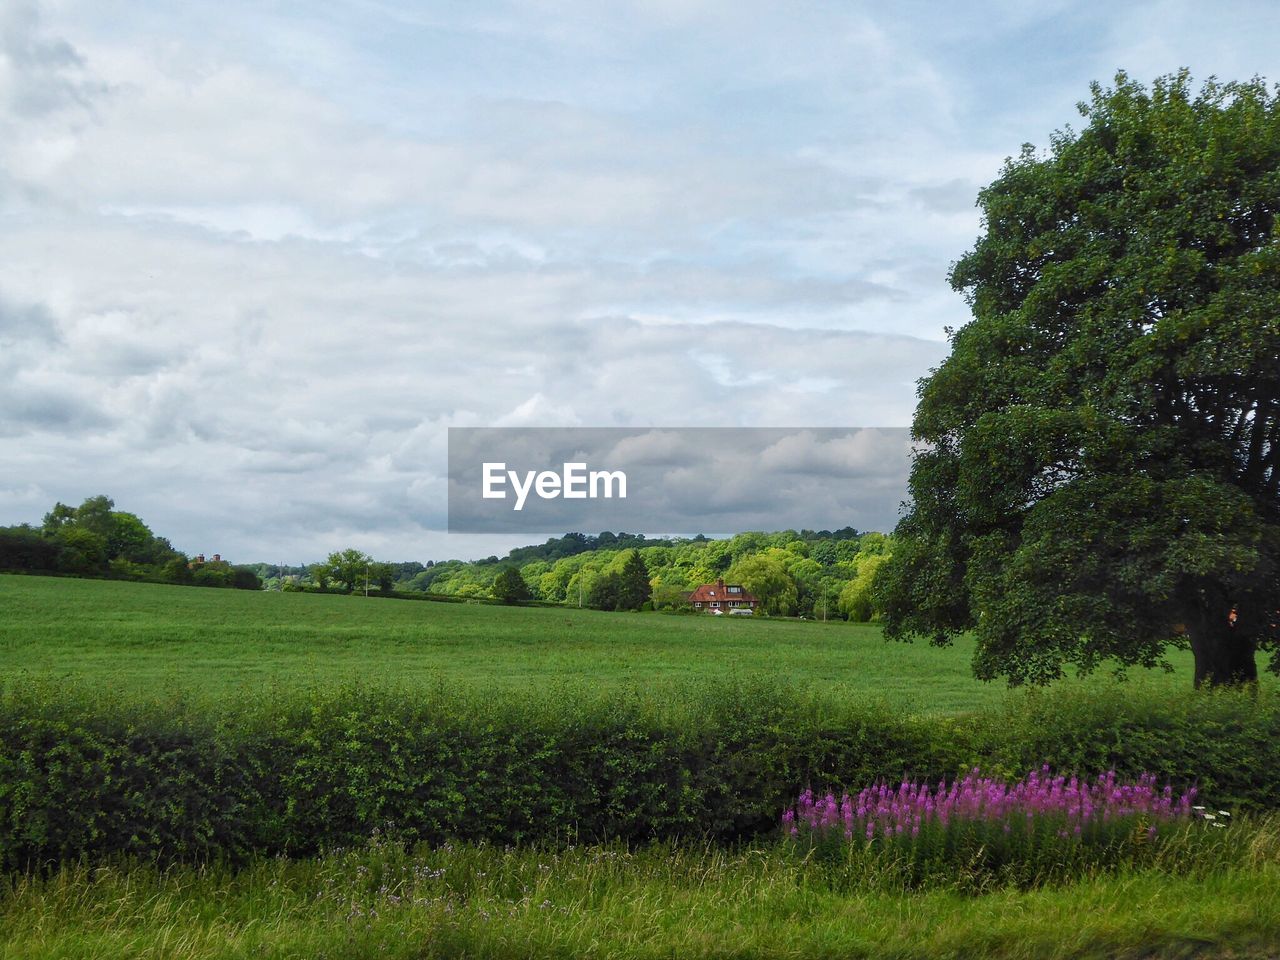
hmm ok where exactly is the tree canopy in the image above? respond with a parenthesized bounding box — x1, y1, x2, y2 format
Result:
(879, 71, 1280, 688)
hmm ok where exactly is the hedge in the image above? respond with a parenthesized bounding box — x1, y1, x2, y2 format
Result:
(1, 681, 1277, 869)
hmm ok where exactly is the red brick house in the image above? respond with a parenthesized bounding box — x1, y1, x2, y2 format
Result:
(687, 578, 759, 614)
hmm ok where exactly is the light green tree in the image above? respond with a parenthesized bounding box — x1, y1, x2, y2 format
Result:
(318, 548, 372, 592)
(727, 551, 798, 616)
(839, 553, 891, 621)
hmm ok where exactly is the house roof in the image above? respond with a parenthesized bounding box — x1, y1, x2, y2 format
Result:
(687, 580, 758, 604)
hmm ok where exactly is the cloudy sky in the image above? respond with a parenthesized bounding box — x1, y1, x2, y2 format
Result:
(1, 0, 1277, 562)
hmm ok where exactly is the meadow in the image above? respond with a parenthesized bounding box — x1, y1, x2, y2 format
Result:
(0, 574, 1195, 711)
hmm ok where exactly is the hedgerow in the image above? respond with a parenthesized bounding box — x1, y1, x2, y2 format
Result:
(1, 680, 1276, 869)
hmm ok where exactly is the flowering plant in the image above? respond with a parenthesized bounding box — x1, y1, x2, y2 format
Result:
(783, 768, 1213, 887)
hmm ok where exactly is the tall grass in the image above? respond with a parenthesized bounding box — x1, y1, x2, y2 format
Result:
(2, 830, 1278, 959)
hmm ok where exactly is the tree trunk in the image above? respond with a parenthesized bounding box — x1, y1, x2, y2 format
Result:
(1187, 612, 1258, 688)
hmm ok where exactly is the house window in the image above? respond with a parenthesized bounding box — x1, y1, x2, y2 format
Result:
(694, 602, 702, 609)
(728, 586, 741, 594)
(710, 602, 720, 608)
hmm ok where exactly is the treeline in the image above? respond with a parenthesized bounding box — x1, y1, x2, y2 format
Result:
(0, 496, 261, 590)
(2, 501, 892, 617)
(295, 529, 892, 620)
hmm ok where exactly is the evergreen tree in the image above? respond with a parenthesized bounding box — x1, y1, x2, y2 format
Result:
(617, 550, 651, 611)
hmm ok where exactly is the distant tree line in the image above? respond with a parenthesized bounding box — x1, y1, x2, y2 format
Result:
(381, 528, 891, 619)
(0, 496, 261, 590)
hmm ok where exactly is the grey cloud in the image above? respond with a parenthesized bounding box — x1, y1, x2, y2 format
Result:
(909, 179, 981, 215)
(0, 297, 61, 344)
(0, 380, 114, 434)
(757, 429, 916, 478)
(448, 428, 912, 535)
(0, 1, 103, 117)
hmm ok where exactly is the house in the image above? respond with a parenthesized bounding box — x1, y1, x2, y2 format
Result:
(687, 578, 759, 614)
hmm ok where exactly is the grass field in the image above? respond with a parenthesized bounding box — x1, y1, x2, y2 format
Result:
(0, 574, 1198, 712)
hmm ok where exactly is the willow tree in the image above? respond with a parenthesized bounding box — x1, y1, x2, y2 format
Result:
(879, 72, 1280, 687)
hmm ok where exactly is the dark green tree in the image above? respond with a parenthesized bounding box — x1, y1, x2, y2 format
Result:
(587, 571, 622, 611)
(370, 562, 397, 595)
(0, 525, 60, 571)
(879, 71, 1280, 688)
(230, 567, 263, 590)
(491, 567, 531, 604)
(616, 550, 651, 611)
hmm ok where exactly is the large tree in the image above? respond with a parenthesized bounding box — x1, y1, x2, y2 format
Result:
(879, 72, 1280, 688)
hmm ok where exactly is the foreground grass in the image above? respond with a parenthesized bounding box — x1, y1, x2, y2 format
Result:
(0, 575, 1198, 711)
(2, 841, 1278, 960)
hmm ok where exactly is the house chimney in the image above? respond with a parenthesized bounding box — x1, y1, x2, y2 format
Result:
(717, 578, 725, 592)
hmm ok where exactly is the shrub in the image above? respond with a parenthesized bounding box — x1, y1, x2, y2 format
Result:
(231, 567, 263, 591)
(0, 527, 60, 572)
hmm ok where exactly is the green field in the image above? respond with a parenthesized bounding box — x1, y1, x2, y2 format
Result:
(7, 573, 1275, 960)
(0, 574, 1198, 711)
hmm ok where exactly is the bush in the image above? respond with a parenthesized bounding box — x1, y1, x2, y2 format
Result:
(231, 567, 263, 591)
(0, 527, 60, 573)
(0, 682, 1276, 870)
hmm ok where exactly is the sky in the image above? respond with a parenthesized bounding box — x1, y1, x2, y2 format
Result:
(1, 0, 1277, 563)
